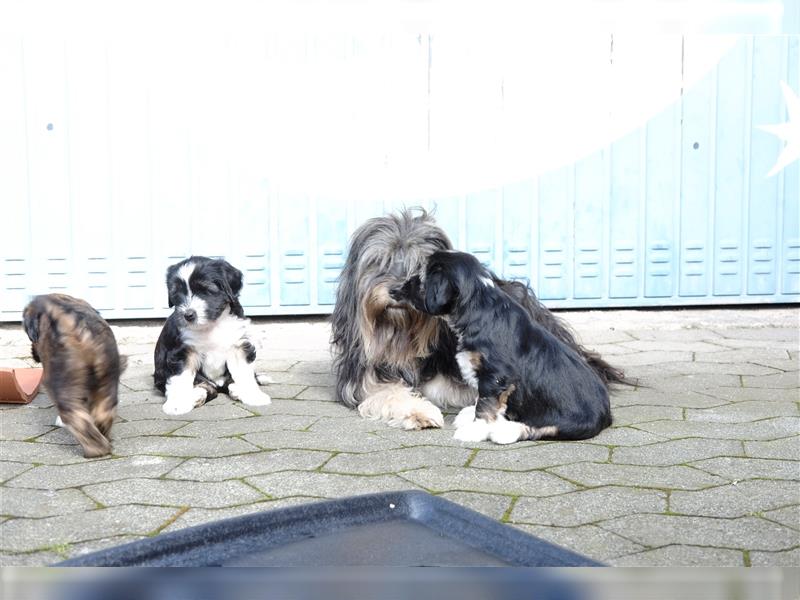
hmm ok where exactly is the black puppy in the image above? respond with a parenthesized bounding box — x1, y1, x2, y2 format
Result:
(390, 251, 612, 444)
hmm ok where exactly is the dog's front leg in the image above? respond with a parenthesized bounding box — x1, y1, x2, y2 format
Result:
(163, 368, 208, 415)
(226, 347, 271, 407)
(357, 382, 444, 429)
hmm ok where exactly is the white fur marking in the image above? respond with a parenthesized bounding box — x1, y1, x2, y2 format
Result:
(54, 415, 64, 427)
(181, 310, 250, 382)
(453, 417, 490, 442)
(163, 368, 208, 415)
(357, 383, 443, 429)
(453, 405, 477, 429)
(488, 416, 528, 445)
(480, 276, 495, 288)
(227, 346, 271, 406)
(455, 351, 480, 389)
(256, 373, 274, 385)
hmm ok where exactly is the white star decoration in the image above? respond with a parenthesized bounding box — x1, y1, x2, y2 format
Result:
(759, 81, 800, 177)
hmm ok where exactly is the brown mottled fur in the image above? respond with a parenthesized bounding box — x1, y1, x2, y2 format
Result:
(23, 294, 127, 458)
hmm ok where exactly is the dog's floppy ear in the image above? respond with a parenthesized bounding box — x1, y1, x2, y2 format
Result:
(22, 304, 40, 342)
(218, 260, 244, 317)
(165, 263, 180, 308)
(221, 262, 243, 298)
(424, 270, 455, 315)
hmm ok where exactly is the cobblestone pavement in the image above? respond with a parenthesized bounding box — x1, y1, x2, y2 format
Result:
(0, 308, 797, 566)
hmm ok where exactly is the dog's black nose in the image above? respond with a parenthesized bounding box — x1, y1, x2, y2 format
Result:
(184, 309, 197, 322)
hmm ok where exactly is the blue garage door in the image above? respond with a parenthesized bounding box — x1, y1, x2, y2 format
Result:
(0, 31, 798, 320)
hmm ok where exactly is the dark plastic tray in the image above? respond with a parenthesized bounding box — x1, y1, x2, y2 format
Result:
(57, 490, 601, 566)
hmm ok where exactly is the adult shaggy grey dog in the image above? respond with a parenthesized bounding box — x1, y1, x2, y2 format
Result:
(330, 208, 628, 430)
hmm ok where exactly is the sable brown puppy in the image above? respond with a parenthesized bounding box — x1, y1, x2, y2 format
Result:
(23, 294, 126, 458)
(390, 251, 612, 443)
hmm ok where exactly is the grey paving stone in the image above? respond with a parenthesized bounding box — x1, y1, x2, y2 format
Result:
(692, 386, 799, 403)
(112, 435, 259, 458)
(691, 347, 791, 364)
(685, 401, 798, 423)
(591, 427, 671, 446)
(36, 419, 188, 446)
(0, 461, 34, 484)
(7, 456, 183, 489)
(469, 442, 609, 471)
(251, 399, 353, 418)
(0, 505, 178, 552)
(374, 426, 519, 450)
(670, 480, 799, 518)
(641, 373, 743, 393)
(610, 405, 684, 426)
(166, 450, 331, 481)
(745, 436, 800, 460)
(120, 374, 158, 392)
(760, 505, 800, 530)
(719, 327, 799, 342)
(117, 401, 254, 422)
(0, 422, 56, 441)
(174, 414, 317, 438)
(627, 328, 724, 342)
(161, 497, 320, 534)
(65, 535, 150, 560)
(289, 360, 332, 374)
(116, 390, 164, 405)
(0, 406, 57, 425)
(253, 358, 299, 372)
(259, 383, 306, 400)
(612, 351, 693, 367)
(582, 343, 638, 356)
(635, 417, 799, 441)
(749, 548, 800, 566)
(743, 372, 800, 389)
(399, 466, 577, 497)
(308, 416, 387, 434)
(511, 486, 667, 527)
(619, 340, 724, 353)
(513, 523, 645, 562)
(599, 514, 799, 551)
(0, 441, 91, 465)
(689, 457, 799, 481)
(578, 329, 635, 344)
(747, 357, 798, 372)
(246, 471, 414, 499)
(662, 361, 781, 376)
(243, 429, 402, 453)
(438, 492, 513, 521)
(611, 438, 744, 467)
(296, 387, 337, 402)
(85, 478, 266, 508)
(549, 462, 728, 490)
(612, 545, 744, 566)
(0, 550, 64, 566)
(0, 487, 96, 518)
(111, 419, 190, 439)
(323, 446, 473, 475)
(267, 371, 335, 387)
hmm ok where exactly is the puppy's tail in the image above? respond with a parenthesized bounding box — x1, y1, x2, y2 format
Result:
(495, 278, 635, 388)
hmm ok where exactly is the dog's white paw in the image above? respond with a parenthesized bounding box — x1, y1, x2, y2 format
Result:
(453, 418, 490, 442)
(489, 420, 526, 445)
(163, 387, 207, 415)
(229, 382, 272, 406)
(453, 405, 477, 429)
(401, 402, 444, 430)
(255, 373, 274, 386)
(54, 415, 64, 427)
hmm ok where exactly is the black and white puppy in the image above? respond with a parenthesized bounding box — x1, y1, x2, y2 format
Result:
(153, 256, 271, 415)
(389, 251, 612, 444)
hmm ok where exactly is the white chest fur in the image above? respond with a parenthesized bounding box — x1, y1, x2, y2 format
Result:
(181, 311, 251, 382)
(455, 351, 480, 389)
